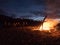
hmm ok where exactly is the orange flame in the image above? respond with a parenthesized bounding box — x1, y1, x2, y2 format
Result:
(39, 19, 58, 32)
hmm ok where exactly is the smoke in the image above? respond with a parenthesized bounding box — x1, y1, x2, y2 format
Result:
(45, 0, 60, 19)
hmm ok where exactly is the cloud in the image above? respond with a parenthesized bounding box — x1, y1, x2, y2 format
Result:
(1, 0, 60, 19)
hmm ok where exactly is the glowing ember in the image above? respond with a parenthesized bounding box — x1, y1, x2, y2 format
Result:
(39, 19, 58, 32)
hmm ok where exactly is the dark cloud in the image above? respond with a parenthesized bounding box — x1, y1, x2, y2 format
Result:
(0, 9, 8, 15)
(0, 0, 46, 17)
(1, 0, 60, 20)
(33, 0, 46, 5)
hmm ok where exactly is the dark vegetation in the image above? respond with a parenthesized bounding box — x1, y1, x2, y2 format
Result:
(0, 15, 41, 27)
(0, 15, 60, 45)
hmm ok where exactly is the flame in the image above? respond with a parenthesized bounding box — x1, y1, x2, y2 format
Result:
(39, 19, 58, 32)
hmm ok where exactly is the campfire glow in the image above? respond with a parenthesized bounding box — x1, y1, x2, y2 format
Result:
(39, 19, 58, 32)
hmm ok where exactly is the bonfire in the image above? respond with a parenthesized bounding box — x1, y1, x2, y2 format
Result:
(39, 19, 59, 32)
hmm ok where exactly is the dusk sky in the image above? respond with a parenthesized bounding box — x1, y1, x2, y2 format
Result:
(0, 0, 60, 21)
